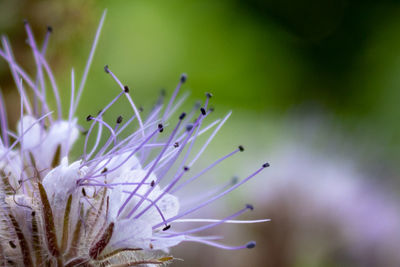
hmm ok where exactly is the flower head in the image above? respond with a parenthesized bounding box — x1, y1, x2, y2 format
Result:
(0, 11, 269, 266)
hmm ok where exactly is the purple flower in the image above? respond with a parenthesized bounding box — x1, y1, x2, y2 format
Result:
(0, 11, 269, 266)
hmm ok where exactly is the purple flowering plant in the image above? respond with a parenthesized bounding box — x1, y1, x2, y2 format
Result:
(0, 11, 269, 266)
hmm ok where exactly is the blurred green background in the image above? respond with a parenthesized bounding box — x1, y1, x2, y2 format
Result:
(1, 0, 400, 266)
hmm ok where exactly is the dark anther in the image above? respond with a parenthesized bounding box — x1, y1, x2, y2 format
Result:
(162, 225, 171, 231)
(179, 112, 186, 120)
(194, 101, 201, 109)
(82, 130, 89, 135)
(158, 124, 164, 133)
(262, 162, 270, 168)
(18, 180, 22, 185)
(82, 188, 87, 197)
(116, 116, 123, 124)
(97, 109, 103, 115)
(246, 204, 254, 211)
(206, 92, 213, 98)
(9, 241, 16, 249)
(186, 124, 193, 132)
(231, 176, 239, 185)
(183, 166, 189, 172)
(124, 85, 130, 93)
(200, 107, 206, 115)
(174, 142, 179, 148)
(246, 241, 256, 249)
(104, 65, 110, 73)
(101, 168, 108, 174)
(47, 26, 53, 33)
(238, 145, 244, 152)
(139, 106, 144, 112)
(180, 73, 187, 83)
(86, 115, 93, 121)
(23, 19, 28, 25)
(151, 180, 155, 187)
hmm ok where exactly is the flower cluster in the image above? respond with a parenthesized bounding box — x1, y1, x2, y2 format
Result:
(0, 12, 269, 266)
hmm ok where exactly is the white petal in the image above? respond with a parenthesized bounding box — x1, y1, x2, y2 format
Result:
(96, 152, 141, 180)
(151, 235, 185, 251)
(17, 115, 43, 150)
(42, 158, 81, 200)
(109, 218, 152, 249)
(44, 119, 79, 160)
(0, 148, 22, 188)
(138, 192, 180, 228)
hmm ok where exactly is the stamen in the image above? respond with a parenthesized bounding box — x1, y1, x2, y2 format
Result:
(1, 37, 33, 115)
(73, 10, 106, 116)
(0, 90, 9, 147)
(164, 205, 253, 237)
(171, 148, 240, 194)
(118, 115, 184, 217)
(83, 127, 160, 180)
(173, 218, 270, 224)
(153, 163, 269, 229)
(188, 112, 231, 167)
(183, 237, 257, 250)
(105, 66, 145, 137)
(24, 21, 50, 119)
(0, 47, 47, 112)
(162, 73, 187, 122)
(0, 112, 52, 161)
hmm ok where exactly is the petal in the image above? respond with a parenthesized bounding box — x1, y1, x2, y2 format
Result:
(151, 235, 185, 251)
(137, 190, 180, 228)
(96, 152, 141, 180)
(109, 218, 152, 250)
(17, 115, 43, 150)
(42, 158, 81, 200)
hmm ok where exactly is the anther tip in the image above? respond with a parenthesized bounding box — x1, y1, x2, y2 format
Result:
(160, 88, 166, 96)
(124, 85, 130, 93)
(151, 180, 155, 187)
(186, 123, 193, 132)
(116, 115, 123, 124)
(246, 204, 254, 211)
(47, 26, 53, 33)
(86, 115, 93, 121)
(23, 19, 28, 25)
(158, 123, 164, 133)
(231, 176, 239, 185)
(183, 166, 190, 172)
(104, 65, 110, 73)
(200, 107, 206, 116)
(206, 92, 213, 98)
(262, 162, 270, 168)
(179, 112, 186, 120)
(180, 73, 187, 83)
(238, 145, 244, 152)
(162, 225, 171, 231)
(246, 241, 256, 249)
(174, 142, 179, 148)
